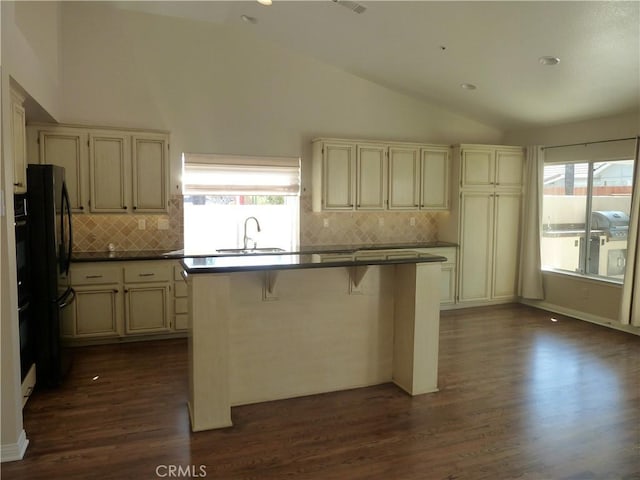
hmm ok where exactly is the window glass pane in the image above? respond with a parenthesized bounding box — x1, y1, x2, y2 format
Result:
(541, 163, 588, 273)
(589, 160, 633, 280)
(184, 195, 299, 254)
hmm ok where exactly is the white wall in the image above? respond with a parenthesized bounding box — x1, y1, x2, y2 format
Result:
(1, 0, 63, 461)
(58, 3, 502, 197)
(1, 1, 62, 120)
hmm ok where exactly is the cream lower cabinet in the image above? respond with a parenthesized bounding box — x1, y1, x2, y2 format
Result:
(66, 260, 182, 342)
(65, 264, 123, 338)
(458, 192, 521, 303)
(415, 247, 457, 306)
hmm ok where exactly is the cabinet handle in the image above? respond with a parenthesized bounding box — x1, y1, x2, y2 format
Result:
(138, 273, 155, 277)
(113, 289, 119, 293)
(13, 182, 23, 187)
(85, 274, 103, 279)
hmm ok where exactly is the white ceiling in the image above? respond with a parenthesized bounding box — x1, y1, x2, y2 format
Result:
(116, 1, 640, 131)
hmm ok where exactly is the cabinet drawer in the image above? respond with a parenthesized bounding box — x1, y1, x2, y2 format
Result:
(124, 264, 171, 283)
(174, 314, 189, 331)
(174, 281, 188, 298)
(71, 265, 121, 285)
(175, 297, 188, 314)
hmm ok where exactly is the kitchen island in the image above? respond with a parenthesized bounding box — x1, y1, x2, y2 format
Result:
(182, 250, 446, 432)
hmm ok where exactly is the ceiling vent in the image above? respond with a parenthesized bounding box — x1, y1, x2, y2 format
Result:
(331, 0, 366, 14)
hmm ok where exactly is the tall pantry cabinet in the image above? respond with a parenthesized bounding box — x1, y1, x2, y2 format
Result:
(439, 145, 525, 305)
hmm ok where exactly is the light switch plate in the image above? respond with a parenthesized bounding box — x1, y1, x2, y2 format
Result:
(138, 219, 146, 230)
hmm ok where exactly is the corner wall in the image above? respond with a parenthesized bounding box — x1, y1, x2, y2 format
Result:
(504, 111, 640, 329)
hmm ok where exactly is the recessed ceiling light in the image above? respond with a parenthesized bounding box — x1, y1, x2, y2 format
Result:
(539, 56, 560, 66)
(241, 14, 257, 24)
(257, 0, 272, 5)
(460, 83, 477, 90)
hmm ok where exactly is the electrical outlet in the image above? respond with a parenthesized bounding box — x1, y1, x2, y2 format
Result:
(138, 219, 146, 230)
(157, 219, 169, 230)
(410, 217, 416, 227)
(323, 218, 329, 228)
(378, 217, 384, 227)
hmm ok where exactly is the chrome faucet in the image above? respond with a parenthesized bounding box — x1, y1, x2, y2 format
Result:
(243, 216, 261, 250)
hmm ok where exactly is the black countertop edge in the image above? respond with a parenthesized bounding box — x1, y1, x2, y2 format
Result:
(181, 252, 447, 275)
(71, 242, 458, 263)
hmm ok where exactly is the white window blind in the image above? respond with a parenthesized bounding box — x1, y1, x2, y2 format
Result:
(183, 153, 301, 195)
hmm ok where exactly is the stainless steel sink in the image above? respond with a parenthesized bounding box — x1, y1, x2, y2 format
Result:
(216, 247, 286, 255)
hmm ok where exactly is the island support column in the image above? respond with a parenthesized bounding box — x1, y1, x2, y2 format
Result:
(187, 273, 233, 431)
(392, 262, 441, 395)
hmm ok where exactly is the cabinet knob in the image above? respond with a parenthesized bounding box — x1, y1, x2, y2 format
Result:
(122, 206, 127, 210)
(13, 182, 23, 187)
(79, 206, 84, 211)
(133, 206, 137, 210)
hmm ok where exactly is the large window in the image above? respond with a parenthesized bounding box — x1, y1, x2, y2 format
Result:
(182, 154, 301, 254)
(541, 158, 635, 281)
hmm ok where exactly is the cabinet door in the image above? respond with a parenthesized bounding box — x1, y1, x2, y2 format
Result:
(11, 94, 27, 193)
(495, 149, 524, 188)
(67, 285, 122, 338)
(89, 133, 129, 213)
(125, 284, 170, 334)
(388, 146, 420, 210)
(459, 192, 494, 302)
(492, 193, 521, 299)
(39, 130, 88, 212)
(461, 148, 494, 188)
(356, 143, 387, 210)
(132, 134, 169, 212)
(420, 147, 449, 209)
(323, 142, 355, 210)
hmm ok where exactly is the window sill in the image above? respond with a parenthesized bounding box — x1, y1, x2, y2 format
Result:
(541, 268, 624, 287)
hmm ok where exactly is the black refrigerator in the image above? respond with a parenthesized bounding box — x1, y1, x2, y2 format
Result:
(27, 164, 75, 387)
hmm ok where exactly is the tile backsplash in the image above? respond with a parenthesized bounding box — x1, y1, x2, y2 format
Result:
(299, 194, 441, 246)
(72, 195, 183, 252)
(73, 194, 441, 252)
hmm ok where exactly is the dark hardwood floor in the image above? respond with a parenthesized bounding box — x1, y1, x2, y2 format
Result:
(3, 304, 639, 480)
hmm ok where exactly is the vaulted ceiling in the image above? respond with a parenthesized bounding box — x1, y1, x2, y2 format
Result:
(116, 1, 640, 131)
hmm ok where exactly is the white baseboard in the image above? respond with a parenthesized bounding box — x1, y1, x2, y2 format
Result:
(1, 429, 29, 463)
(520, 299, 640, 336)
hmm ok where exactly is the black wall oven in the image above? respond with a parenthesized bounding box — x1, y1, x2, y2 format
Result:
(14, 194, 34, 381)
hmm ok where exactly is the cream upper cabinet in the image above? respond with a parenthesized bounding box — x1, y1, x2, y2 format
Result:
(460, 145, 524, 189)
(36, 128, 89, 212)
(495, 148, 525, 188)
(313, 141, 356, 211)
(420, 146, 450, 210)
(356, 143, 387, 210)
(89, 132, 129, 212)
(312, 138, 450, 212)
(10, 89, 27, 193)
(388, 146, 420, 210)
(29, 124, 169, 214)
(132, 134, 169, 212)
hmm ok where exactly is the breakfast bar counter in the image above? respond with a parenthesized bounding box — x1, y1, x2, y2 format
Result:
(182, 251, 446, 432)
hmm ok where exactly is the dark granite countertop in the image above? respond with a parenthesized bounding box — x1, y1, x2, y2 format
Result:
(182, 250, 447, 275)
(71, 241, 457, 263)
